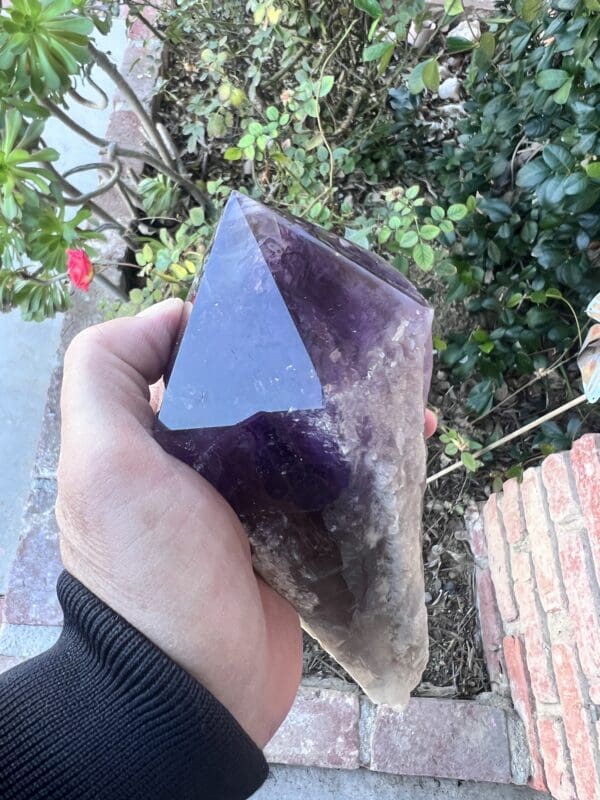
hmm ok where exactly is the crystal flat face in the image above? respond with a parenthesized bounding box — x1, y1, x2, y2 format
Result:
(156, 192, 434, 707)
(159, 197, 324, 430)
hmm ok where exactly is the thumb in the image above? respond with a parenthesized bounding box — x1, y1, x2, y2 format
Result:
(60, 298, 184, 443)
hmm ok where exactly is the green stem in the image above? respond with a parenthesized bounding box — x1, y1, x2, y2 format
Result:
(88, 43, 176, 169)
(40, 98, 209, 210)
(315, 19, 359, 192)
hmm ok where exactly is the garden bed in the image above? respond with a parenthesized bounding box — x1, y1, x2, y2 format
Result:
(151, 0, 599, 698)
(156, 34, 491, 699)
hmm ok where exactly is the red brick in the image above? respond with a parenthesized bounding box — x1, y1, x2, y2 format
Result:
(543, 451, 600, 703)
(118, 43, 160, 107)
(369, 697, 512, 783)
(537, 716, 577, 800)
(483, 495, 518, 623)
(499, 478, 526, 544)
(503, 635, 547, 791)
(521, 468, 563, 613)
(542, 453, 583, 526)
(511, 550, 558, 704)
(264, 687, 359, 769)
(104, 110, 144, 151)
(127, 7, 159, 40)
(475, 568, 506, 689)
(571, 435, 600, 587)
(552, 643, 600, 800)
(556, 532, 600, 704)
(4, 479, 63, 626)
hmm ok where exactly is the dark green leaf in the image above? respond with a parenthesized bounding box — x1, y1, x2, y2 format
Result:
(423, 59, 440, 92)
(363, 42, 394, 62)
(467, 379, 495, 415)
(539, 176, 565, 206)
(536, 69, 569, 90)
(447, 36, 475, 54)
(542, 144, 575, 172)
(563, 172, 588, 195)
(526, 307, 556, 328)
(517, 159, 550, 188)
(477, 197, 512, 222)
(353, 0, 382, 18)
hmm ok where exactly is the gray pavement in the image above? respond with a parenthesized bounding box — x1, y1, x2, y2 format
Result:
(0, 312, 61, 594)
(0, 20, 128, 595)
(255, 766, 549, 799)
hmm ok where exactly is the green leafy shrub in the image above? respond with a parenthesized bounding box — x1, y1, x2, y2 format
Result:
(399, 0, 600, 412)
(158, 0, 477, 281)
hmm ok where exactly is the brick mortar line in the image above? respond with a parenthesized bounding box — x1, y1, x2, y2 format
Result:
(494, 499, 520, 624)
(498, 500, 560, 787)
(537, 466, 598, 661)
(559, 460, 600, 766)
(563, 457, 600, 603)
(509, 536, 560, 698)
(503, 634, 547, 790)
(535, 469, 600, 780)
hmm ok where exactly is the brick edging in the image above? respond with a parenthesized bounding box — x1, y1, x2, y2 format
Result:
(266, 684, 524, 785)
(475, 435, 600, 799)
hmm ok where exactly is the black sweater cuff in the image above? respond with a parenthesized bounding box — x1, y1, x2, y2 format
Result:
(0, 571, 268, 800)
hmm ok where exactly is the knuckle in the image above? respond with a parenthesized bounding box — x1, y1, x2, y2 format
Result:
(64, 325, 105, 373)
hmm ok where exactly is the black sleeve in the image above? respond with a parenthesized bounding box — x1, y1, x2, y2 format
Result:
(0, 571, 268, 800)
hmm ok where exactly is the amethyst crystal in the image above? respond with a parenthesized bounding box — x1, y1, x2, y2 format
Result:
(156, 192, 433, 706)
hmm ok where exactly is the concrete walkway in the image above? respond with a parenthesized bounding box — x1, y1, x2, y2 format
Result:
(0, 312, 61, 594)
(0, 19, 128, 595)
(256, 765, 548, 799)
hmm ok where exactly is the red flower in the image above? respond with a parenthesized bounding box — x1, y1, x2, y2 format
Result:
(66, 249, 94, 292)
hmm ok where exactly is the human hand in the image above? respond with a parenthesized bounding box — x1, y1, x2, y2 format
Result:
(425, 409, 437, 439)
(56, 299, 302, 747)
(56, 299, 437, 747)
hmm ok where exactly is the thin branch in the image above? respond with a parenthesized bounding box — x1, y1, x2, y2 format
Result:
(39, 97, 209, 209)
(264, 45, 308, 87)
(316, 19, 359, 192)
(68, 72, 109, 110)
(126, 6, 166, 42)
(334, 86, 369, 137)
(61, 160, 122, 204)
(109, 145, 209, 208)
(39, 96, 106, 147)
(427, 395, 588, 484)
(89, 43, 176, 169)
(116, 179, 141, 217)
